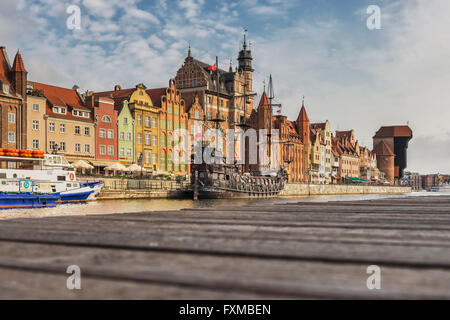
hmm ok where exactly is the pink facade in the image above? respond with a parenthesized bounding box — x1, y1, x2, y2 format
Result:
(86, 96, 118, 161)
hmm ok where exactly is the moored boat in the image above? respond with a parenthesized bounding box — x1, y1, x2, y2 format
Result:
(0, 152, 103, 209)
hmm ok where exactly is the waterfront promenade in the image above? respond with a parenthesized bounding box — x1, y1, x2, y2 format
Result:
(0, 194, 449, 299)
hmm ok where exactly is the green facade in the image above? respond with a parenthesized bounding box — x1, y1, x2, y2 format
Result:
(117, 101, 135, 164)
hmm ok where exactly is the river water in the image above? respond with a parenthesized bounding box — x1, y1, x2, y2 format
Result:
(0, 191, 439, 220)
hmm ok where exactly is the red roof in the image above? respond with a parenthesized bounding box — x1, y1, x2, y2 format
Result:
(0, 48, 10, 85)
(311, 122, 326, 130)
(297, 105, 309, 122)
(258, 91, 270, 109)
(373, 126, 412, 138)
(29, 81, 93, 122)
(146, 87, 167, 108)
(11, 51, 26, 72)
(336, 130, 353, 139)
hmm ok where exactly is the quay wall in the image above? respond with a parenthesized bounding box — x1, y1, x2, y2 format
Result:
(280, 183, 412, 196)
(80, 177, 411, 200)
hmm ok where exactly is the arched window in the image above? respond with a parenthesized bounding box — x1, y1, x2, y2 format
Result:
(102, 115, 112, 123)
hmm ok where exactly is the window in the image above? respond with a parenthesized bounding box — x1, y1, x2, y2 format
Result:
(123, 117, 128, 125)
(182, 80, 186, 88)
(145, 116, 150, 128)
(75, 125, 81, 135)
(160, 153, 166, 170)
(152, 135, 157, 146)
(8, 113, 15, 123)
(75, 143, 81, 153)
(85, 127, 90, 136)
(174, 122, 179, 130)
(107, 129, 113, 139)
(8, 131, 16, 143)
(49, 141, 56, 151)
(99, 129, 106, 138)
(32, 104, 39, 111)
(168, 106, 172, 114)
(167, 121, 173, 130)
(100, 145, 106, 155)
(208, 97, 211, 104)
(152, 117, 157, 128)
(120, 132, 124, 140)
(127, 148, 132, 156)
(32, 139, 39, 149)
(102, 115, 111, 123)
(145, 133, 151, 145)
(194, 111, 200, 119)
(160, 135, 166, 146)
(193, 79, 197, 87)
(160, 120, 166, 129)
(145, 150, 151, 164)
(49, 122, 55, 132)
(108, 146, 114, 155)
(168, 153, 173, 171)
(59, 124, 66, 133)
(59, 142, 66, 151)
(137, 133, 142, 144)
(152, 153, 157, 165)
(85, 144, 90, 153)
(137, 115, 142, 126)
(120, 148, 124, 156)
(32, 120, 39, 130)
(127, 132, 132, 141)
(53, 107, 66, 114)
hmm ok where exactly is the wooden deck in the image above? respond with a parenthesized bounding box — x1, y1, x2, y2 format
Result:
(0, 194, 449, 299)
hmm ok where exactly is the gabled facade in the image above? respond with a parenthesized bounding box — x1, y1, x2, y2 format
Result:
(94, 84, 160, 171)
(311, 120, 332, 183)
(85, 95, 118, 167)
(147, 79, 189, 175)
(175, 38, 254, 131)
(249, 92, 309, 182)
(117, 101, 134, 165)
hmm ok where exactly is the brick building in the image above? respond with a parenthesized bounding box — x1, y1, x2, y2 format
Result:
(248, 92, 310, 183)
(0, 47, 28, 166)
(373, 125, 413, 184)
(175, 37, 254, 131)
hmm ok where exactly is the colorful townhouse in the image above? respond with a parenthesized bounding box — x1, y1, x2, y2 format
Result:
(310, 120, 332, 183)
(117, 101, 134, 165)
(333, 130, 360, 180)
(85, 95, 118, 171)
(28, 81, 95, 162)
(94, 84, 159, 171)
(147, 79, 189, 175)
(0, 47, 28, 167)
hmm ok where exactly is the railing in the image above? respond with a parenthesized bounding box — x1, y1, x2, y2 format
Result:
(80, 177, 191, 191)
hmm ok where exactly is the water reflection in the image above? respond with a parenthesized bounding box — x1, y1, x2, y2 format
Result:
(0, 191, 437, 220)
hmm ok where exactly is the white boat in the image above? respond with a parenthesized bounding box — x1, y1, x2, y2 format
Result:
(0, 153, 103, 206)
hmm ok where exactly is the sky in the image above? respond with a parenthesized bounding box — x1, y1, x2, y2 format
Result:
(0, 0, 449, 174)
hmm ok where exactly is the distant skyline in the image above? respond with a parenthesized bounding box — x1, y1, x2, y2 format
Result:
(1, 0, 449, 174)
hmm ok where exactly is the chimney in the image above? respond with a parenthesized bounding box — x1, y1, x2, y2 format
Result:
(72, 84, 80, 92)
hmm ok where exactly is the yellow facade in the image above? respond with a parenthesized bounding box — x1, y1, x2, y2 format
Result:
(128, 84, 159, 171)
(26, 95, 46, 151)
(45, 116, 95, 161)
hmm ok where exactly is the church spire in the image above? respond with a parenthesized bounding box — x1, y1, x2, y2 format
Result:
(11, 49, 27, 72)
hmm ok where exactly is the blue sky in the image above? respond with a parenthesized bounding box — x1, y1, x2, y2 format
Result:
(1, 0, 450, 173)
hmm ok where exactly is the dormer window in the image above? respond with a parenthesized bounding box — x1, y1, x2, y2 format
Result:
(2, 83, 9, 93)
(53, 106, 66, 114)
